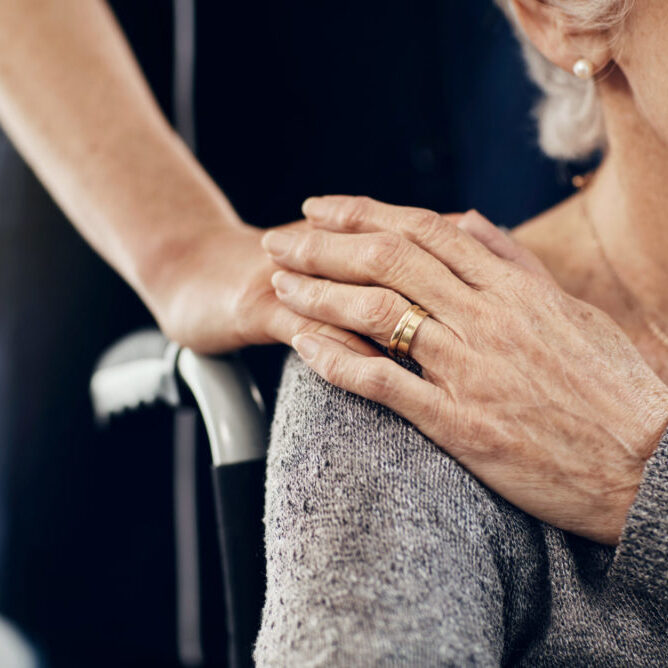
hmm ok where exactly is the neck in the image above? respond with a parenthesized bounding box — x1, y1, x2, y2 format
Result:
(585, 71, 668, 313)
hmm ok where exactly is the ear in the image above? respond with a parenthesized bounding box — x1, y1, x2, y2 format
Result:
(509, 0, 612, 76)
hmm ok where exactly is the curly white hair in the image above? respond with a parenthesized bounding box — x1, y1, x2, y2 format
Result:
(495, 0, 634, 160)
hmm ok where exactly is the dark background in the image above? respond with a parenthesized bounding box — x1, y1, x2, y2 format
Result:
(0, 1, 579, 665)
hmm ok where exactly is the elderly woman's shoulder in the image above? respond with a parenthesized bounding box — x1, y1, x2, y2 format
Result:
(267, 352, 542, 557)
(257, 353, 547, 666)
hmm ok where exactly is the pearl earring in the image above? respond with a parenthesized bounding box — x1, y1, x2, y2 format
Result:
(573, 58, 594, 80)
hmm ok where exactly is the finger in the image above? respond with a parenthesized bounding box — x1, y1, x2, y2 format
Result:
(261, 227, 472, 328)
(265, 299, 381, 357)
(271, 270, 460, 370)
(456, 211, 555, 282)
(302, 195, 509, 289)
(304, 194, 462, 234)
(291, 332, 464, 458)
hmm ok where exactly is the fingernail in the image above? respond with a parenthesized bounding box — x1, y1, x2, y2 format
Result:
(262, 230, 295, 256)
(456, 216, 472, 231)
(302, 197, 326, 220)
(292, 334, 320, 362)
(456, 209, 485, 231)
(271, 271, 300, 296)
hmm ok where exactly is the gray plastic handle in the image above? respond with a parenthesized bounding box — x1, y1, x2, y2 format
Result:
(90, 329, 267, 465)
(177, 349, 267, 466)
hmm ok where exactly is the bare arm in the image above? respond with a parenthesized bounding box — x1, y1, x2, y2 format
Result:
(0, 0, 240, 302)
(0, 0, 367, 354)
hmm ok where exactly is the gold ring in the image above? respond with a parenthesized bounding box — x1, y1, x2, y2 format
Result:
(388, 304, 429, 360)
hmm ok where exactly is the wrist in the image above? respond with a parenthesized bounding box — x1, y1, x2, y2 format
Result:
(606, 386, 668, 544)
(137, 219, 255, 323)
(104, 125, 247, 306)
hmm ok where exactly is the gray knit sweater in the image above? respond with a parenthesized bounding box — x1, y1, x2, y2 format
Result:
(255, 352, 668, 666)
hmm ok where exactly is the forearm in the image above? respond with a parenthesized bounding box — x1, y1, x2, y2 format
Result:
(0, 0, 242, 307)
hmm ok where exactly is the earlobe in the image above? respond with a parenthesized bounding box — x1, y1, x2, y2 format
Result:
(509, 0, 610, 79)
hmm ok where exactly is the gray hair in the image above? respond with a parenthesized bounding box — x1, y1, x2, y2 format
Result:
(495, 0, 634, 160)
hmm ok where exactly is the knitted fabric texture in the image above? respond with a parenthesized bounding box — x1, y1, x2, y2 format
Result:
(255, 352, 668, 666)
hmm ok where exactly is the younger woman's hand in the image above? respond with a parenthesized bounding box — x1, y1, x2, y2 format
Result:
(146, 220, 379, 356)
(261, 196, 668, 545)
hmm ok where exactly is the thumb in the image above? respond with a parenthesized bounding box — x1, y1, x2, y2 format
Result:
(455, 210, 554, 282)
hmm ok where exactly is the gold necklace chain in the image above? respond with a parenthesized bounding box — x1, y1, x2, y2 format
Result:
(579, 192, 668, 351)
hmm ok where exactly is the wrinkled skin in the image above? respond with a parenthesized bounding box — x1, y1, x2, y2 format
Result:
(262, 195, 668, 546)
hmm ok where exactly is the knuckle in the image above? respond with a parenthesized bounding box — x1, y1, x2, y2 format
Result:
(496, 261, 530, 293)
(321, 353, 343, 385)
(550, 288, 580, 323)
(356, 358, 394, 400)
(333, 328, 364, 350)
(359, 289, 400, 332)
(364, 232, 407, 275)
(294, 231, 323, 270)
(293, 319, 314, 337)
(337, 195, 372, 230)
(512, 270, 560, 309)
(293, 319, 331, 341)
(304, 278, 329, 309)
(411, 210, 453, 244)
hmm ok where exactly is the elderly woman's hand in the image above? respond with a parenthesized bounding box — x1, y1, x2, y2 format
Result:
(261, 196, 668, 546)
